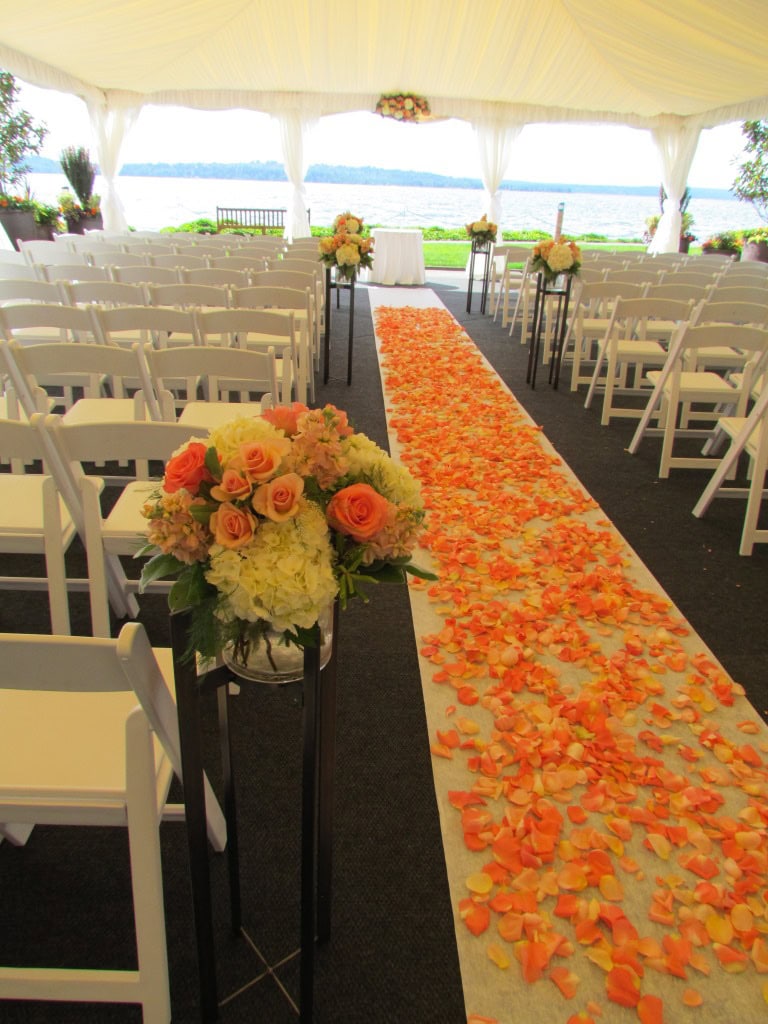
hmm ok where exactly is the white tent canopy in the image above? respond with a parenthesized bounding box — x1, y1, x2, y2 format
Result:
(1, 0, 767, 244)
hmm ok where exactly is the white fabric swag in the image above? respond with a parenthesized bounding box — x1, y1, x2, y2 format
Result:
(647, 121, 702, 255)
(86, 96, 142, 232)
(275, 110, 316, 241)
(473, 120, 524, 231)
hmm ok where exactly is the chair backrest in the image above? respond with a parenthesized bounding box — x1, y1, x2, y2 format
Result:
(17, 239, 65, 265)
(209, 255, 265, 273)
(606, 296, 695, 337)
(0, 261, 40, 282)
(642, 282, 714, 303)
(673, 322, 768, 361)
(60, 280, 148, 308)
(150, 252, 209, 270)
(230, 284, 311, 311)
(269, 257, 321, 276)
(183, 266, 251, 288)
(0, 301, 99, 343)
(251, 269, 320, 292)
(43, 263, 111, 285)
(88, 251, 150, 268)
(0, 279, 63, 304)
(195, 306, 295, 343)
(660, 269, 724, 286)
(692, 299, 768, 327)
(602, 268, 663, 286)
(93, 304, 200, 348)
(142, 342, 279, 415)
(707, 285, 768, 305)
(147, 282, 230, 310)
(5, 339, 159, 419)
(111, 265, 181, 286)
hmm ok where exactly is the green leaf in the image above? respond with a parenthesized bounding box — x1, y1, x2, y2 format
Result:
(138, 552, 184, 592)
(168, 565, 209, 611)
(204, 445, 222, 481)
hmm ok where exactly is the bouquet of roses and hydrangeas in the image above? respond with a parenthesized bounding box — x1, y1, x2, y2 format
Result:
(530, 236, 582, 280)
(318, 211, 375, 281)
(465, 214, 497, 245)
(139, 403, 433, 660)
(375, 93, 431, 122)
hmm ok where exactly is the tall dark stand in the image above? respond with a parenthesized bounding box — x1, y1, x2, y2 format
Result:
(525, 272, 573, 390)
(171, 609, 338, 1023)
(466, 239, 492, 314)
(323, 267, 356, 385)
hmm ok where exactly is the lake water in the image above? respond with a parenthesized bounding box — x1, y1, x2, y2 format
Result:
(26, 172, 763, 243)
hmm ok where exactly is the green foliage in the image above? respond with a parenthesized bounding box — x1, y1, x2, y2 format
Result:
(60, 146, 96, 207)
(702, 230, 742, 255)
(744, 225, 768, 243)
(0, 70, 47, 195)
(32, 201, 62, 227)
(732, 120, 768, 222)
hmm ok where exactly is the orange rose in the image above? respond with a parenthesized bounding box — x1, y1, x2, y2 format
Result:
(261, 403, 309, 437)
(326, 483, 391, 542)
(210, 502, 256, 549)
(234, 437, 291, 483)
(252, 472, 304, 522)
(163, 442, 212, 495)
(210, 468, 252, 503)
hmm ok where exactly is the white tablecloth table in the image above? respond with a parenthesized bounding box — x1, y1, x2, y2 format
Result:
(364, 228, 425, 285)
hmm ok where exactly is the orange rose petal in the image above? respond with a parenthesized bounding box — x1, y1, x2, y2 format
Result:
(637, 994, 664, 1024)
(550, 965, 580, 999)
(606, 966, 641, 1008)
(487, 942, 510, 969)
(683, 988, 703, 1007)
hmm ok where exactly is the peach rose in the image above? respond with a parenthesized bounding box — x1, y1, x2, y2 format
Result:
(252, 472, 304, 522)
(163, 442, 212, 495)
(210, 502, 256, 549)
(234, 437, 291, 483)
(261, 403, 309, 437)
(210, 468, 252, 503)
(326, 483, 391, 542)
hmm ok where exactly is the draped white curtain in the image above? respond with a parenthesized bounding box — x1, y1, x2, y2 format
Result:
(647, 120, 702, 254)
(472, 119, 524, 230)
(86, 94, 142, 231)
(275, 111, 317, 241)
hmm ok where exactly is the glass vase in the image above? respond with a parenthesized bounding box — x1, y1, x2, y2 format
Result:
(221, 607, 334, 685)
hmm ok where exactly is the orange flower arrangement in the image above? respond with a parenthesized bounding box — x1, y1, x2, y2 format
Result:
(318, 211, 375, 281)
(375, 93, 431, 122)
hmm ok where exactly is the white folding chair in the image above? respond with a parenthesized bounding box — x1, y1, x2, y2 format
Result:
(94, 304, 200, 351)
(692, 382, 768, 555)
(140, 342, 278, 426)
(38, 414, 207, 637)
(195, 307, 301, 403)
(231, 283, 316, 397)
(490, 245, 532, 322)
(0, 621, 227, 1020)
(0, 416, 78, 633)
(111, 265, 182, 287)
(629, 322, 768, 477)
(561, 280, 646, 391)
(584, 296, 695, 424)
(182, 266, 251, 289)
(42, 263, 111, 284)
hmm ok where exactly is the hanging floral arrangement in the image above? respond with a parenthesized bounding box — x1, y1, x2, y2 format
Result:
(375, 93, 431, 123)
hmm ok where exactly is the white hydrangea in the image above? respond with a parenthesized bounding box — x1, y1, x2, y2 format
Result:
(342, 433, 424, 508)
(205, 500, 338, 632)
(546, 243, 575, 273)
(207, 416, 284, 463)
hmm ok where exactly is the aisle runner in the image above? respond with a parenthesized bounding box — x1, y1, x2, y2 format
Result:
(367, 289, 768, 1024)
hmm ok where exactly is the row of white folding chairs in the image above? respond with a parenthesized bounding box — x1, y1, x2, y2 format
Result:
(0, 275, 319, 400)
(0, 301, 296, 406)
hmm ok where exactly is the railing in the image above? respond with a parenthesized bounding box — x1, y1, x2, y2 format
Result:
(216, 207, 311, 234)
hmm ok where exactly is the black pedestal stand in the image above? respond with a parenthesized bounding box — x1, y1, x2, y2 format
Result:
(525, 272, 573, 390)
(323, 267, 355, 385)
(466, 239, 492, 314)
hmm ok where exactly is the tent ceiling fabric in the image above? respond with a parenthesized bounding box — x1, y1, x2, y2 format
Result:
(1, 0, 767, 129)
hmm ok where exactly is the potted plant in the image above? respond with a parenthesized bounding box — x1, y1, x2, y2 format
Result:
(741, 225, 768, 262)
(0, 70, 48, 249)
(701, 231, 742, 258)
(59, 146, 102, 232)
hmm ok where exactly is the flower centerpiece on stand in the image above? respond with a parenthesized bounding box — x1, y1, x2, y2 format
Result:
(139, 403, 434, 682)
(465, 214, 497, 247)
(375, 93, 431, 122)
(530, 236, 582, 282)
(317, 212, 375, 281)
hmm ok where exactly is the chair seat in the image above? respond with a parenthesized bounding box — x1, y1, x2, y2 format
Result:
(61, 397, 149, 425)
(647, 369, 737, 398)
(179, 400, 267, 428)
(102, 481, 163, 551)
(0, 475, 76, 551)
(615, 339, 666, 358)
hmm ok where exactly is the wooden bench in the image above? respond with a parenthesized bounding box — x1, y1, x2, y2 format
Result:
(216, 207, 311, 235)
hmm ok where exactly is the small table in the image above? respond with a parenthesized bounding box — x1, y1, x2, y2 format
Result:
(363, 228, 425, 285)
(525, 272, 574, 390)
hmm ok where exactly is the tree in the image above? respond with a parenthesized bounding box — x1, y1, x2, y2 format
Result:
(732, 120, 768, 222)
(0, 71, 47, 196)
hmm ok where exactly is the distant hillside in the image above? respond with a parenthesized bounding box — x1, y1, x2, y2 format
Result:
(26, 156, 733, 200)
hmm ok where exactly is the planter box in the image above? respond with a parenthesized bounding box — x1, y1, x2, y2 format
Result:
(0, 209, 54, 250)
(741, 240, 768, 263)
(64, 212, 104, 235)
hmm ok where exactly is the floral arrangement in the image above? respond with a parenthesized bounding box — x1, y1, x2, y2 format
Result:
(530, 236, 582, 280)
(139, 403, 433, 664)
(701, 231, 741, 255)
(318, 211, 375, 281)
(375, 93, 431, 123)
(59, 189, 101, 222)
(0, 193, 35, 212)
(465, 214, 497, 246)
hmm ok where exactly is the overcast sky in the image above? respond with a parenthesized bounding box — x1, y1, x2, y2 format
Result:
(17, 81, 748, 191)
